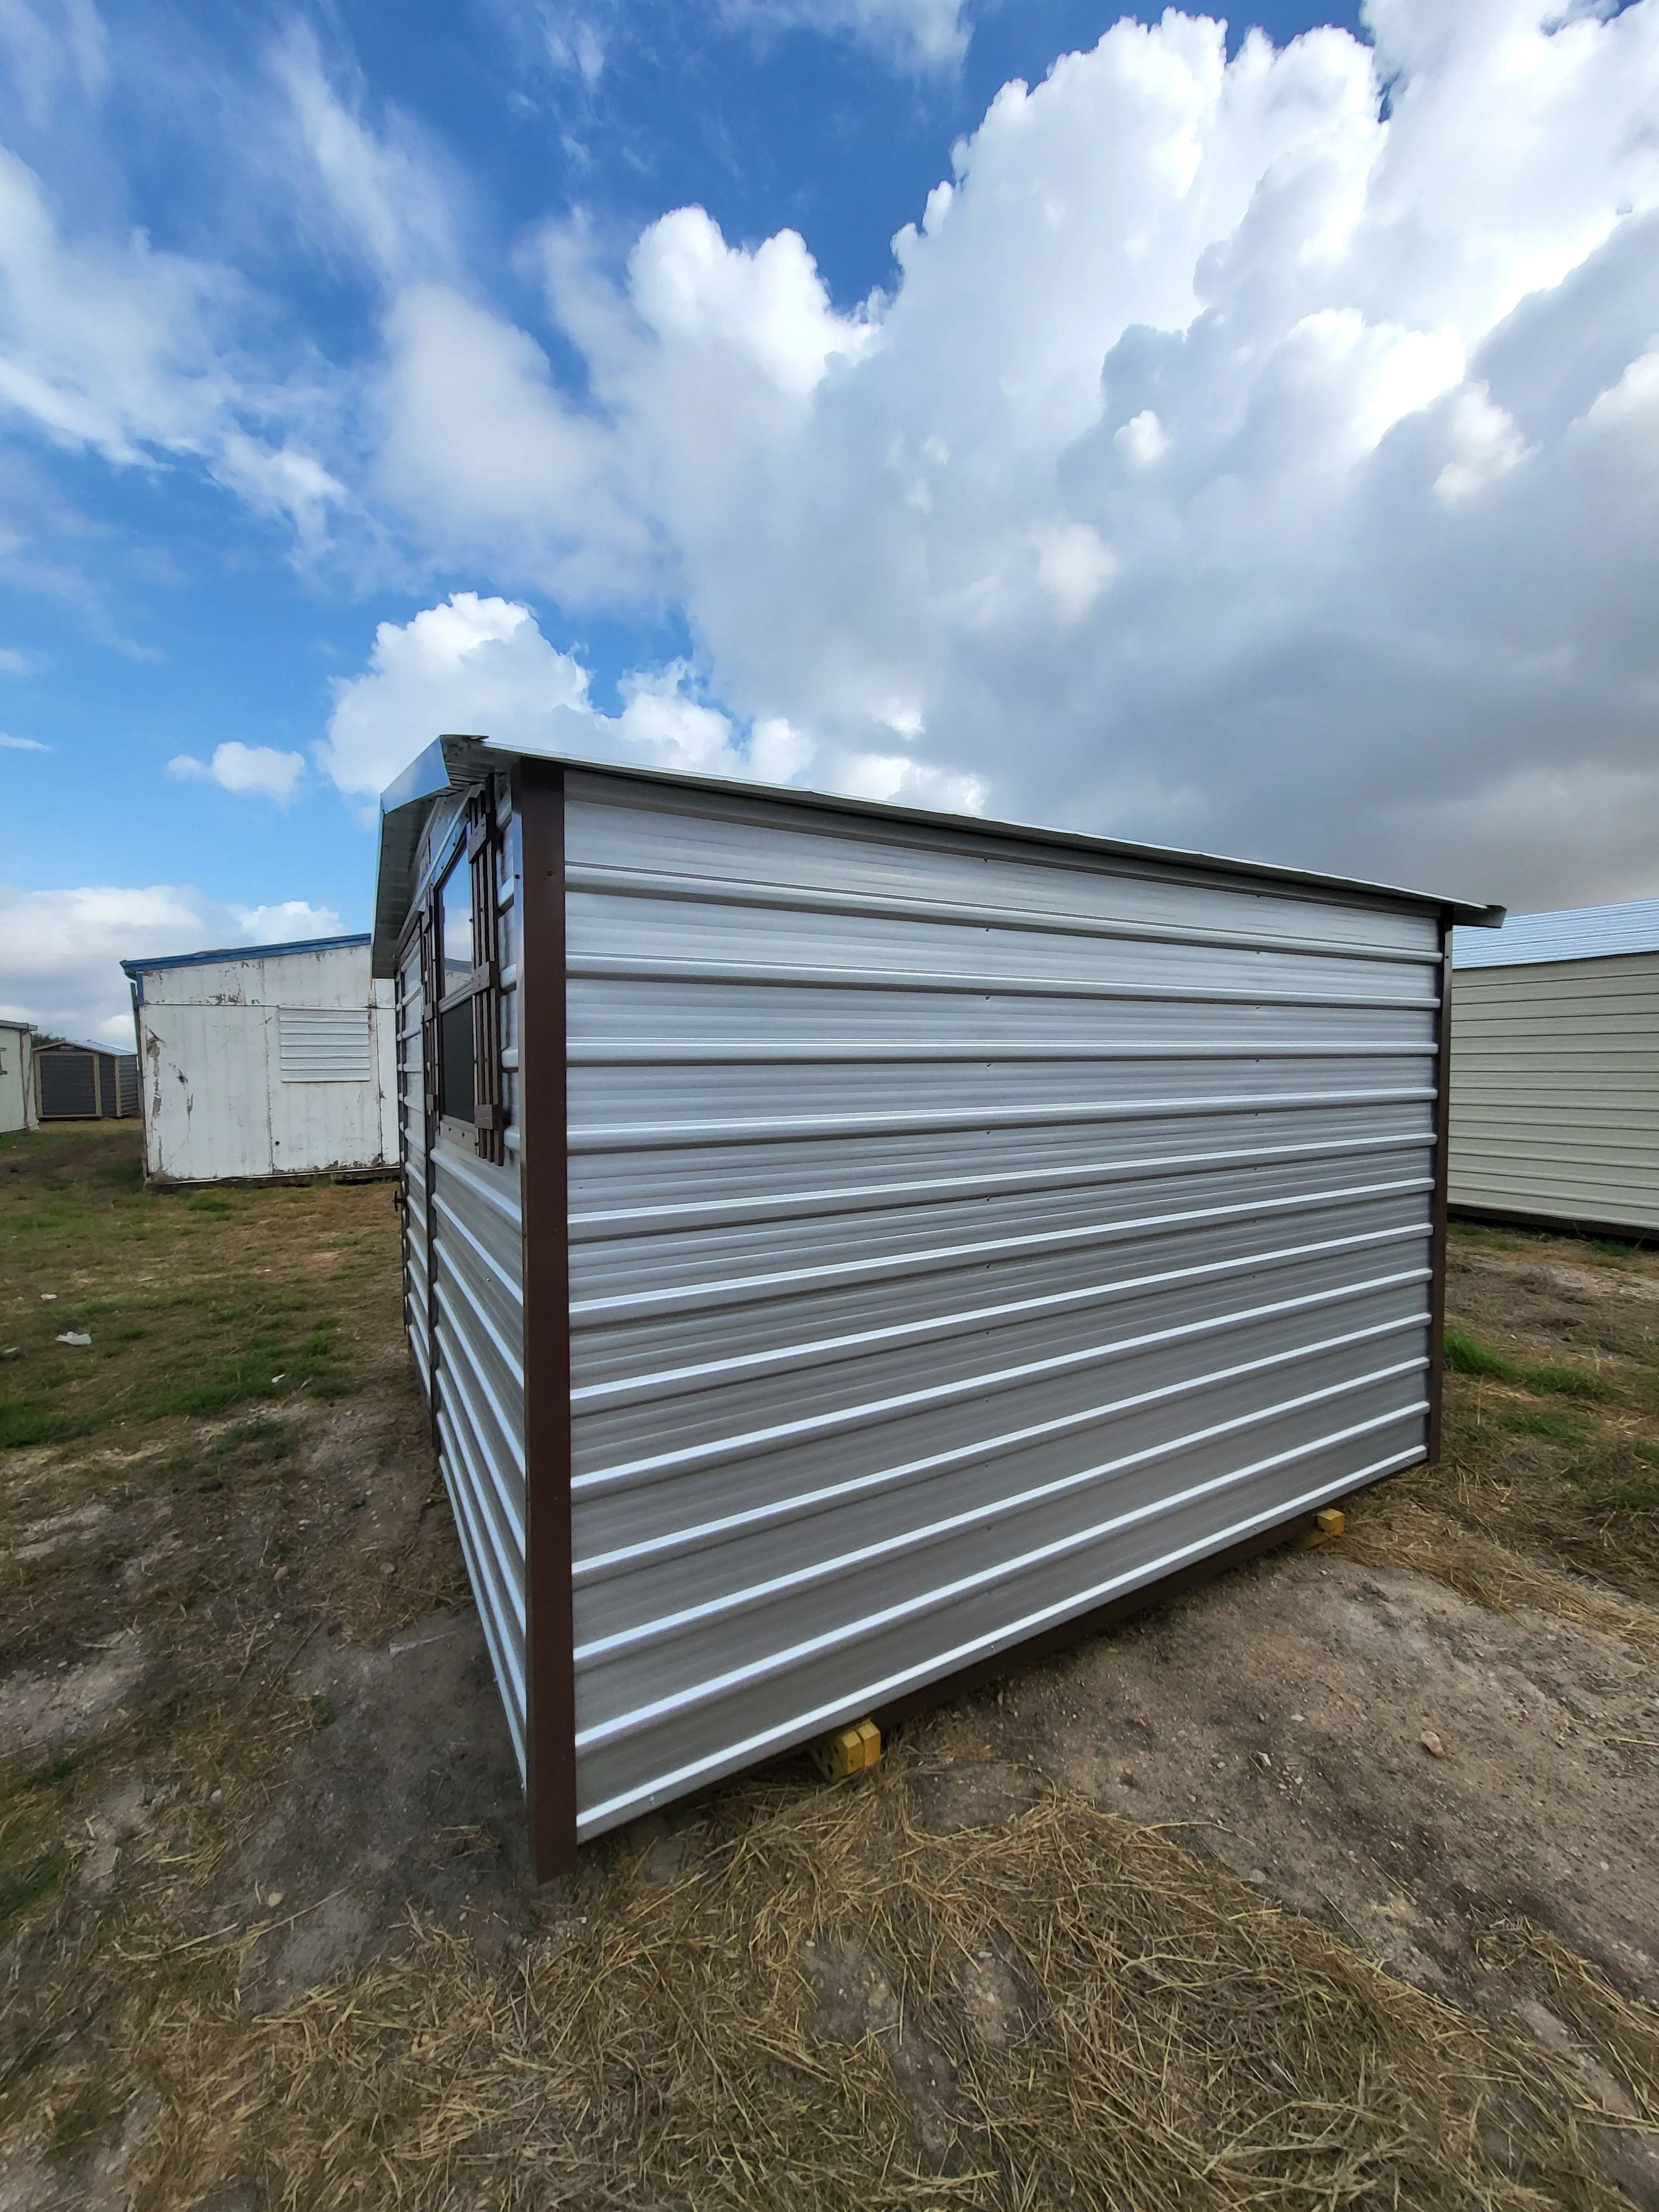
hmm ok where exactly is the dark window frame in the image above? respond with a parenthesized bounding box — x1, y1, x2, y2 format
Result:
(424, 785, 507, 1165)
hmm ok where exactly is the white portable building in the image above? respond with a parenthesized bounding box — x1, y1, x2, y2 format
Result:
(1449, 898, 1659, 1238)
(121, 935, 397, 1185)
(374, 737, 1500, 1876)
(0, 1021, 35, 1133)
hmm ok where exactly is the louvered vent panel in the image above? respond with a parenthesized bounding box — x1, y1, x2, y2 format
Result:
(278, 1006, 373, 1083)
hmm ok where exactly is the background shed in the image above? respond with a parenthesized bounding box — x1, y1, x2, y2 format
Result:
(121, 935, 397, 1185)
(32, 1037, 139, 1123)
(1449, 897, 1659, 1238)
(375, 738, 1500, 1875)
(0, 1021, 36, 1132)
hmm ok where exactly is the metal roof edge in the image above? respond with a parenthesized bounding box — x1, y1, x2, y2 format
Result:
(373, 737, 1505, 929)
(1452, 896, 1659, 970)
(121, 933, 370, 978)
(35, 1034, 135, 1057)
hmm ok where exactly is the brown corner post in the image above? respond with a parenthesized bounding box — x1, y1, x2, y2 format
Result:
(1426, 911, 1454, 1468)
(516, 759, 578, 1880)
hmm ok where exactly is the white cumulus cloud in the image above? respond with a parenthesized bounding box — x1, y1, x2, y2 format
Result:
(168, 741, 307, 802)
(427, 0, 1656, 907)
(320, 590, 825, 799)
(0, 885, 343, 1045)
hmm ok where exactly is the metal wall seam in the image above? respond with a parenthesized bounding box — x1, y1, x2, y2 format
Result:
(567, 1084, 1437, 1151)
(567, 1127, 1434, 1234)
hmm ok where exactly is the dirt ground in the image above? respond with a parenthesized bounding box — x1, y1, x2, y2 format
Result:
(3, 1124, 1658, 2210)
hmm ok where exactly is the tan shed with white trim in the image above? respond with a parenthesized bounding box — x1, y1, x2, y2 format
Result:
(1449, 900, 1659, 1238)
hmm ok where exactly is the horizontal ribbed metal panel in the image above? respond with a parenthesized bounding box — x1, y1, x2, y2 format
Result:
(400, 779, 530, 1778)
(1449, 953, 1659, 1233)
(1453, 898, 1659, 970)
(396, 943, 430, 1401)
(430, 1141, 527, 1773)
(563, 773, 1441, 1839)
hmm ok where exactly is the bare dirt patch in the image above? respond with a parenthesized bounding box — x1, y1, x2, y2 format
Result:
(3, 1134, 1658, 2209)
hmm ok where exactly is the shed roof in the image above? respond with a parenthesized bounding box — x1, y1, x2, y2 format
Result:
(35, 1034, 131, 1057)
(121, 932, 370, 979)
(1452, 897, 1659, 972)
(372, 736, 1505, 977)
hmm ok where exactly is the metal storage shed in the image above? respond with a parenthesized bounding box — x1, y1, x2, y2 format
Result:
(1449, 898, 1659, 1237)
(121, 936, 398, 1185)
(32, 1037, 139, 1122)
(373, 737, 1501, 1876)
(0, 1021, 37, 1133)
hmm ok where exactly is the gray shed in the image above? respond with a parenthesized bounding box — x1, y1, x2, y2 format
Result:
(1449, 898, 1659, 1237)
(33, 1037, 140, 1123)
(373, 738, 1500, 1876)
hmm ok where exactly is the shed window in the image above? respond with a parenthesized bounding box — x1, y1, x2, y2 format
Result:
(441, 855, 473, 993)
(427, 792, 505, 1161)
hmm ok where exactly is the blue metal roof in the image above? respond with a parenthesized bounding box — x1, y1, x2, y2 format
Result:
(120, 933, 369, 978)
(1453, 897, 1659, 971)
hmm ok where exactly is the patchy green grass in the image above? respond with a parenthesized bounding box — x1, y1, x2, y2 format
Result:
(0, 1845, 70, 1947)
(1443, 1324, 1613, 1400)
(1, 1130, 377, 1451)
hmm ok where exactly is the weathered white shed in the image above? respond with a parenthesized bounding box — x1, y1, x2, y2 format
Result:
(121, 935, 397, 1185)
(1449, 898, 1659, 1237)
(376, 737, 1500, 1876)
(0, 1021, 35, 1133)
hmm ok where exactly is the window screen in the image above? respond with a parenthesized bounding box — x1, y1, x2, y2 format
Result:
(439, 999, 476, 1123)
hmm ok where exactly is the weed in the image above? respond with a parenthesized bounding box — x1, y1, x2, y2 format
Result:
(0, 1845, 70, 1943)
(1443, 1325, 1612, 1400)
(1498, 1407, 1587, 1441)
(0, 1400, 82, 1449)
(1443, 1324, 1511, 1379)
(210, 1417, 295, 1458)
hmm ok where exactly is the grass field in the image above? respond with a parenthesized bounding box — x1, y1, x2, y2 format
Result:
(3, 1124, 1658, 2211)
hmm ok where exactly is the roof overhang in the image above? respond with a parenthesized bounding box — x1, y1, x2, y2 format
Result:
(371, 735, 1506, 977)
(372, 734, 500, 976)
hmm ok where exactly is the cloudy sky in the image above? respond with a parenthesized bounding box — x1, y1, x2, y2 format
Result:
(2, 0, 1657, 1045)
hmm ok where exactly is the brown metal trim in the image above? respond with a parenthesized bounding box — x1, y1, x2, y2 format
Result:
(1426, 915, 1453, 1468)
(517, 758, 578, 1881)
(874, 1507, 1329, 1737)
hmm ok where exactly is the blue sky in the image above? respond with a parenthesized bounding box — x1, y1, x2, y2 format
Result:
(2, 0, 1657, 1040)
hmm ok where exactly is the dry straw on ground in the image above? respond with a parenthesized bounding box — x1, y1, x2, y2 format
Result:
(133, 1758, 1641, 2212)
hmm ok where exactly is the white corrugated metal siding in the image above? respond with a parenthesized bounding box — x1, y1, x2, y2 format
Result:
(1449, 952, 1659, 1234)
(562, 772, 1443, 1839)
(401, 783, 530, 1776)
